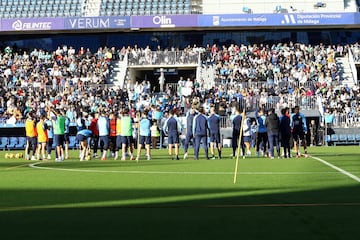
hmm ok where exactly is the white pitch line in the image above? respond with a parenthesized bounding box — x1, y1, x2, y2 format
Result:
(309, 155, 360, 183)
(28, 162, 348, 175)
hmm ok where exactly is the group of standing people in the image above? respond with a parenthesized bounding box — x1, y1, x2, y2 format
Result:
(24, 103, 309, 161)
(25, 108, 70, 162)
(231, 105, 308, 159)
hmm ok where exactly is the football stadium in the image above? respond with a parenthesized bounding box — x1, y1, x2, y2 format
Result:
(1, 0, 360, 239)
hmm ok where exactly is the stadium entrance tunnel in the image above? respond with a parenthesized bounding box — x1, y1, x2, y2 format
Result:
(129, 67, 196, 92)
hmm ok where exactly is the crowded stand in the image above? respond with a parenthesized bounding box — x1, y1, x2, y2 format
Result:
(0, 42, 359, 159)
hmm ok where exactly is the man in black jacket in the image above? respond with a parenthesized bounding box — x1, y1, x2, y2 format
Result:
(265, 108, 281, 159)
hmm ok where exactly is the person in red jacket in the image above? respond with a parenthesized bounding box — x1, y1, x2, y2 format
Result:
(89, 112, 99, 158)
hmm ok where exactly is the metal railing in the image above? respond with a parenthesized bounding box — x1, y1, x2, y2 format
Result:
(128, 50, 200, 66)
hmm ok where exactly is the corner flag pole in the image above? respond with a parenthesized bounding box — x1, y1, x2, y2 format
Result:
(233, 108, 246, 184)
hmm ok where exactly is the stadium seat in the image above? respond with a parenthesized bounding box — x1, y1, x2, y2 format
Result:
(221, 128, 233, 148)
(275, 5, 282, 13)
(15, 137, 26, 149)
(356, 133, 360, 142)
(243, 6, 252, 13)
(68, 136, 78, 150)
(347, 134, 355, 142)
(138, 9, 145, 15)
(339, 134, 347, 142)
(0, 137, 9, 150)
(7, 137, 18, 149)
(330, 134, 339, 142)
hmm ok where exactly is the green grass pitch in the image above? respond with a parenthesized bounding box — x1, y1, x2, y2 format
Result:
(1, 146, 360, 240)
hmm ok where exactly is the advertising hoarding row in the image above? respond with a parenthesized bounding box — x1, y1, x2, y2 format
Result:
(0, 12, 357, 32)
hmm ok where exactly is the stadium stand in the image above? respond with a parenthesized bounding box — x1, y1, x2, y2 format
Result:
(0, 1, 359, 150)
(0, 0, 201, 18)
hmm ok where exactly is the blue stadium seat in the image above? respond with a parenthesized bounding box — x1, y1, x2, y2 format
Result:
(113, 9, 119, 16)
(7, 137, 18, 149)
(132, 9, 139, 15)
(0, 137, 9, 150)
(68, 136, 78, 150)
(356, 134, 360, 142)
(347, 134, 355, 142)
(330, 134, 339, 142)
(138, 9, 145, 15)
(339, 134, 347, 142)
(15, 137, 26, 149)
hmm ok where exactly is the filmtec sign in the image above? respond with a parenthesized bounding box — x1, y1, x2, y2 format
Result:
(64, 16, 130, 29)
(131, 15, 198, 28)
(1, 18, 64, 31)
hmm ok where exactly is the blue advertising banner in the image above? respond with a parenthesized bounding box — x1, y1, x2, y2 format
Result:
(1, 18, 64, 31)
(198, 13, 356, 27)
(131, 15, 198, 28)
(64, 16, 130, 29)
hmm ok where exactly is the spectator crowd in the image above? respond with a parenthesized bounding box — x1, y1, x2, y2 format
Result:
(0, 41, 359, 131)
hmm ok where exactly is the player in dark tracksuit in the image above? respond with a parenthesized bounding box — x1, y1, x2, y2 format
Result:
(231, 107, 243, 158)
(280, 107, 291, 158)
(192, 107, 209, 160)
(163, 109, 182, 160)
(208, 107, 222, 159)
(290, 106, 308, 158)
(183, 107, 197, 159)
